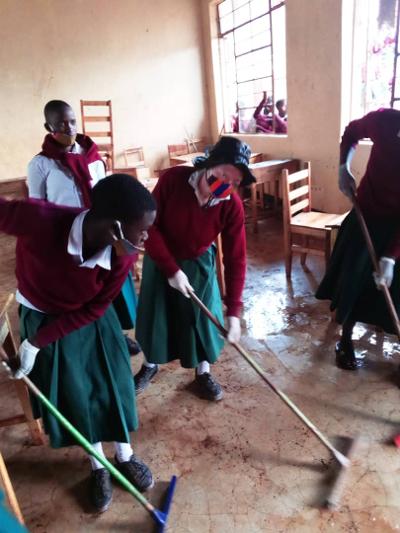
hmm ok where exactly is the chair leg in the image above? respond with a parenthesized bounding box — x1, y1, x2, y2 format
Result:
(251, 184, 258, 234)
(324, 231, 332, 269)
(300, 253, 307, 267)
(13, 381, 45, 445)
(285, 251, 293, 279)
(0, 452, 24, 525)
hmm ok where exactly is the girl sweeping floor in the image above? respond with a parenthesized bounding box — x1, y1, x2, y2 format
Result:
(27, 100, 141, 355)
(1, 174, 156, 512)
(316, 108, 400, 371)
(135, 137, 255, 401)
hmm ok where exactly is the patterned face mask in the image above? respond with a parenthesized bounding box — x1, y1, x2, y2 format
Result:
(206, 174, 234, 199)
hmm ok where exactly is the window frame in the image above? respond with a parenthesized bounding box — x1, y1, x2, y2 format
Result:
(216, 0, 286, 134)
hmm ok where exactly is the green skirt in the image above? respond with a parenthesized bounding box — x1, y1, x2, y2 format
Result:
(20, 305, 138, 448)
(113, 271, 137, 330)
(316, 209, 400, 333)
(136, 246, 224, 368)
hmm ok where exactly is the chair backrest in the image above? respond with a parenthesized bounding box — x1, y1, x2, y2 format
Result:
(168, 137, 206, 158)
(0, 178, 28, 200)
(123, 146, 145, 168)
(80, 100, 114, 171)
(0, 295, 18, 366)
(282, 161, 312, 224)
(168, 143, 189, 158)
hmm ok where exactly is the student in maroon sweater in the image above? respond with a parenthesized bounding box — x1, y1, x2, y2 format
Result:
(0, 174, 156, 513)
(316, 108, 400, 371)
(135, 137, 255, 401)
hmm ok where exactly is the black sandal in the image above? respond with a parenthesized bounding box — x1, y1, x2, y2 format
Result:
(335, 341, 366, 370)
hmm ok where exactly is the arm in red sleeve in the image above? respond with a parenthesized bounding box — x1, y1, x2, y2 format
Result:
(221, 195, 246, 317)
(0, 198, 51, 236)
(32, 258, 132, 347)
(340, 110, 381, 164)
(144, 173, 180, 278)
(253, 98, 265, 119)
(384, 225, 400, 260)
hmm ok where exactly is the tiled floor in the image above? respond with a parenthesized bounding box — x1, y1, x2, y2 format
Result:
(1, 218, 400, 532)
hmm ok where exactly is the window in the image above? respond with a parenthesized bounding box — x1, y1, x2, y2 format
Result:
(350, 0, 399, 118)
(217, 0, 287, 134)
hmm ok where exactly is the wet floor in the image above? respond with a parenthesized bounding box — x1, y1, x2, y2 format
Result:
(2, 217, 400, 532)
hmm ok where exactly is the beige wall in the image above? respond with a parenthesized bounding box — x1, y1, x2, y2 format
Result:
(0, 0, 210, 178)
(202, 0, 372, 214)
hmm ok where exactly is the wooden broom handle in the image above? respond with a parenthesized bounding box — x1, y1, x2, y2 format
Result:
(351, 194, 400, 341)
(188, 291, 349, 466)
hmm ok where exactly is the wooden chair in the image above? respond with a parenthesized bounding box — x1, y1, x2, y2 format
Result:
(0, 295, 45, 445)
(80, 100, 114, 171)
(123, 146, 145, 168)
(282, 162, 348, 278)
(168, 137, 206, 167)
(248, 159, 300, 233)
(0, 294, 45, 525)
(0, 178, 28, 200)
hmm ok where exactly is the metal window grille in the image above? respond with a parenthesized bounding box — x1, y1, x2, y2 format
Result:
(217, 0, 286, 133)
(391, 0, 400, 107)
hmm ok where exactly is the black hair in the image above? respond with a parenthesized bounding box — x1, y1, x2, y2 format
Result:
(91, 174, 156, 223)
(276, 99, 285, 109)
(44, 100, 71, 122)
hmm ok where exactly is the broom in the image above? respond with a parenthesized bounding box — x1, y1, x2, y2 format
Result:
(189, 290, 360, 508)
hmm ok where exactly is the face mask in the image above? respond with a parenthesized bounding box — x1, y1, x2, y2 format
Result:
(111, 220, 144, 256)
(206, 174, 234, 200)
(53, 132, 77, 146)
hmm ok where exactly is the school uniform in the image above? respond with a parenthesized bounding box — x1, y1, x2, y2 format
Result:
(136, 166, 246, 368)
(316, 108, 400, 332)
(28, 134, 137, 329)
(1, 198, 138, 448)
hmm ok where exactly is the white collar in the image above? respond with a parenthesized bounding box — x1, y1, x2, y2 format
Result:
(67, 210, 112, 270)
(188, 170, 230, 207)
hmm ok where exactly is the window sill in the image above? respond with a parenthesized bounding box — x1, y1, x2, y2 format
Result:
(225, 132, 288, 139)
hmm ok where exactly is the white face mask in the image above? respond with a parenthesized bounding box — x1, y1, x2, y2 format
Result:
(111, 220, 145, 255)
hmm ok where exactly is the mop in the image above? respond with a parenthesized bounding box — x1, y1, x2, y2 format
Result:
(189, 290, 359, 509)
(351, 193, 400, 448)
(0, 346, 176, 532)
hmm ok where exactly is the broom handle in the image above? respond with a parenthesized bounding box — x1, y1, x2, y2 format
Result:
(0, 347, 156, 515)
(351, 194, 400, 341)
(189, 291, 348, 465)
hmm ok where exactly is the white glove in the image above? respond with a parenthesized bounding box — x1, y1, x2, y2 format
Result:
(338, 164, 357, 199)
(167, 269, 194, 298)
(373, 257, 396, 289)
(226, 316, 241, 343)
(14, 339, 40, 379)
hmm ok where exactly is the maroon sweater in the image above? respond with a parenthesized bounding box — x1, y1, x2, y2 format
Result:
(145, 166, 246, 316)
(0, 198, 134, 348)
(340, 108, 400, 258)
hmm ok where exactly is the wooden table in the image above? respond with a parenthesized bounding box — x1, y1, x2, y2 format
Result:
(169, 151, 263, 166)
(248, 159, 300, 233)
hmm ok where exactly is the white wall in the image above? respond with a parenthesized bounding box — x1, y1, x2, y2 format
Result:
(0, 0, 210, 178)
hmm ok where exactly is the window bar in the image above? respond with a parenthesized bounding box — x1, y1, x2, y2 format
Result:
(269, 0, 276, 132)
(390, 0, 400, 108)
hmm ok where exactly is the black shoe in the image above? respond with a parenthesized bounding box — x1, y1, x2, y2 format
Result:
(115, 454, 154, 492)
(195, 372, 223, 401)
(335, 341, 365, 370)
(89, 468, 113, 513)
(134, 364, 159, 394)
(125, 335, 142, 356)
